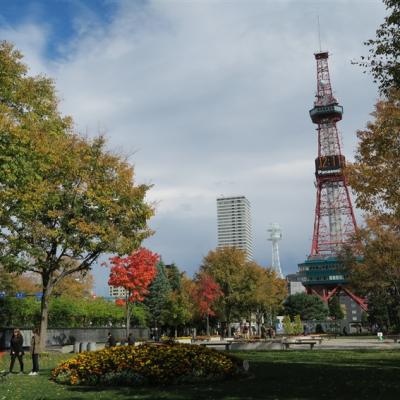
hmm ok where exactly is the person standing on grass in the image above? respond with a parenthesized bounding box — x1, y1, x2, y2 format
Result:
(29, 328, 41, 376)
(127, 333, 136, 346)
(107, 332, 116, 347)
(9, 328, 24, 374)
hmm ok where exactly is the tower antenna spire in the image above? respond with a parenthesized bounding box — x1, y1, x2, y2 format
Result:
(317, 15, 322, 51)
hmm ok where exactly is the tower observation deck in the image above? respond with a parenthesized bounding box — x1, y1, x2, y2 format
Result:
(298, 51, 367, 312)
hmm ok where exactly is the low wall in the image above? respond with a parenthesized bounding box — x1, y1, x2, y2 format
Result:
(191, 339, 283, 351)
(0, 327, 149, 350)
(229, 340, 282, 351)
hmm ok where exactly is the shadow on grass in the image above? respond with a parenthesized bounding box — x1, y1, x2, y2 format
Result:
(60, 355, 400, 400)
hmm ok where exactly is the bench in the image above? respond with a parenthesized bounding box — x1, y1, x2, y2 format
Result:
(307, 336, 324, 344)
(385, 335, 400, 343)
(323, 334, 338, 340)
(281, 340, 317, 350)
(200, 342, 232, 351)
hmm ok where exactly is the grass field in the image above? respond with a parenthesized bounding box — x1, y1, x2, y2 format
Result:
(1, 349, 400, 400)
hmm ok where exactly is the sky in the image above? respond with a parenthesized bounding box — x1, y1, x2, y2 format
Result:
(0, 0, 387, 296)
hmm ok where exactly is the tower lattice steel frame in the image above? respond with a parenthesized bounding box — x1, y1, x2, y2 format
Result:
(299, 51, 367, 311)
(310, 51, 357, 256)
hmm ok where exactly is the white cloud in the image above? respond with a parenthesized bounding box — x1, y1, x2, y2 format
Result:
(0, 23, 49, 75)
(1, 0, 387, 294)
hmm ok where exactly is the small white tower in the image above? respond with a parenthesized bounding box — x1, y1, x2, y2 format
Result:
(267, 223, 283, 278)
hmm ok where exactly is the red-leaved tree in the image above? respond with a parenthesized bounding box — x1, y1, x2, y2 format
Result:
(193, 273, 222, 336)
(115, 298, 126, 307)
(107, 247, 159, 337)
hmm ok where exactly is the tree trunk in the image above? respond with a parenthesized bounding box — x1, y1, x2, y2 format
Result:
(225, 306, 232, 338)
(39, 282, 53, 351)
(256, 311, 261, 336)
(126, 292, 131, 339)
(206, 313, 210, 336)
(249, 313, 252, 337)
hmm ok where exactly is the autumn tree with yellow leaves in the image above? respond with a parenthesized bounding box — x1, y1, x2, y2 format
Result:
(346, 91, 400, 330)
(200, 247, 287, 337)
(0, 42, 153, 347)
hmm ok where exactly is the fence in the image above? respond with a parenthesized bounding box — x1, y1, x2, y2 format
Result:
(0, 327, 149, 350)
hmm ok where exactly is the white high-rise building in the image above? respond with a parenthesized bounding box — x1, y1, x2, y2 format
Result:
(108, 285, 127, 298)
(217, 196, 253, 260)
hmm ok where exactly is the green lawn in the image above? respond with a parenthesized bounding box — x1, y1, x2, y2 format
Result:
(1, 349, 400, 400)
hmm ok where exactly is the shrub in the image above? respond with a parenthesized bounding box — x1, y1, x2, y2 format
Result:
(293, 315, 303, 335)
(52, 343, 244, 386)
(283, 315, 294, 335)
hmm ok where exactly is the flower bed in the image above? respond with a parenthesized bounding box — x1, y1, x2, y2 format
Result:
(52, 343, 244, 386)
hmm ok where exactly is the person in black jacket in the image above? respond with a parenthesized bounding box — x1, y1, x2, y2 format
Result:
(127, 333, 136, 346)
(9, 328, 24, 374)
(107, 332, 116, 347)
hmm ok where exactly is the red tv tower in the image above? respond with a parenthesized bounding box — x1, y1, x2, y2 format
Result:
(298, 51, 367, 313)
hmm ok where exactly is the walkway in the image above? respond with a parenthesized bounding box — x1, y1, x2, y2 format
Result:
(317, 337, 400, 350)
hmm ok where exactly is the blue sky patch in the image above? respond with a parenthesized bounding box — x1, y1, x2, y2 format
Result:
(0, 0, 117, 59)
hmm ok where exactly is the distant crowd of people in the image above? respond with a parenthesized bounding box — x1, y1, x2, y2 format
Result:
(106, 332, 136, 347)
(230, 323, 276, 339)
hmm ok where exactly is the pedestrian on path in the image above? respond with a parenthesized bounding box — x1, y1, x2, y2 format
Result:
(127, 333, 136, 346)
(9, 328, 24, 374)
(29, 328, 41, 376)
(107, 332, 116, 347)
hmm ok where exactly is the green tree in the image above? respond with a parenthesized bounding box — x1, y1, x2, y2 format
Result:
(237, 262, 262, 335)
(329, 296, 344, 321)
(250, 265, 287, 335)
(200, 247, 253, 336)
(0, 266, 16, 294)
(161, 288, 192, 337)
(130, 303, 149, 327)
(348, 91, 400, 218)
(53, 271, 94, 299)
(345, 90, 400, 332)
(237, 263, 287, 336)
(0, 297, 40, 327)
(144, 261, 172, 329)
(283, 293, 328, 321)
(345, 219, 400, 331)
(159, 262, 188, 336)
(87, 298, 125, 327)
(0, 42, 153, 348)
(362, 288, 400, 332)
(358, 0, 400, 95)
(282, 315, 293, 335)
(49, 296, 87, 328)
(293, 315, 303, 335)
(165, 263, 182, 291)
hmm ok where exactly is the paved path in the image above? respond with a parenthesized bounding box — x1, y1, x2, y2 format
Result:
(315, 338, 400, 350)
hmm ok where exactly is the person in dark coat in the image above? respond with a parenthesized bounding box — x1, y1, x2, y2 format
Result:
(107, 332, 116, 347)
(9, 328, 24, 374)
(127, 333, 136, 346)
(29, 328, 41, 375)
